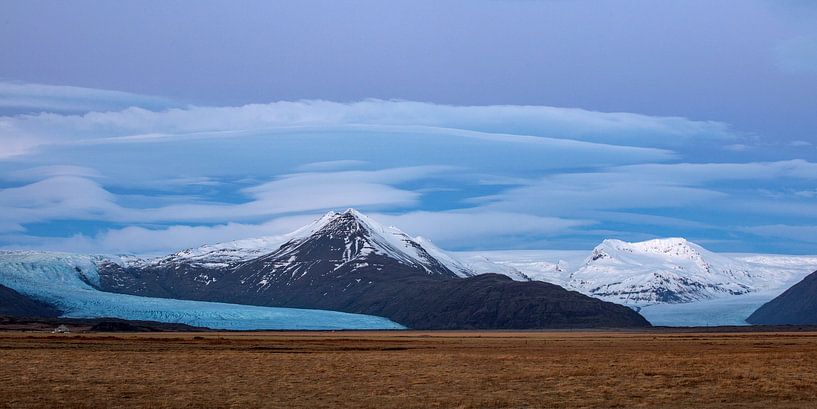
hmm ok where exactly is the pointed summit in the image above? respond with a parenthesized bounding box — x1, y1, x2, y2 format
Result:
(239, 209, 470, 290)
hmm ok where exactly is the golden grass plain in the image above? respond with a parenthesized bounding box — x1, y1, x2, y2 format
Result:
(1, 330, 816, 408)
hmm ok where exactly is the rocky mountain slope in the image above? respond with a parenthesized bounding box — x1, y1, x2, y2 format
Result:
(0, 283, 61, 318)
(747, 270, 817, 325)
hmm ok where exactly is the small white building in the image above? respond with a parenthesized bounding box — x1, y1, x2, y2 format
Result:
(52, 324, 70, 334)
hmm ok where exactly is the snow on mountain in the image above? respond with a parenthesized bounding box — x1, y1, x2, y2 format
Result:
(452, 253, 532, 281)
(134, 209, 480, 279)
(456, 240, 817, 309)
(454, 250, 585, 283)
(568, 238, 760, 305)
(335, 209, 467, 276)
(413, 236, 477, 278)
(133, 211, 341, 269)
(0, 250, 403, 330)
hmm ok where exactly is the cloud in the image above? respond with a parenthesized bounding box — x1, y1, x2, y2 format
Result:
(372, 210, 591, 248)
(0, 215, 317, 255)
(0, 176, 118, 229)
(0, 82, 815, 253)
(0, 87, 737, 159)
(0, 81, 176, 114)
(0, 165, 103, 182)
(0, 167, 446, 231)
(0, 210, 590, 255)
(610, 160, 817, 184)
(469, 160, 817, 238)
(740, 224, 817, 244)
(295, 160, 369, 171)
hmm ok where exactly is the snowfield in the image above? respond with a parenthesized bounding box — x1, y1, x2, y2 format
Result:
(0, 251, 404, 330)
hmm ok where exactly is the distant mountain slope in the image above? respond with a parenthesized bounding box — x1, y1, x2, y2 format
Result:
(747, 271, 817, 325)
(330, 273, 649, 329)
(0, 284, 61, 318)
(98, 210, 650, 329)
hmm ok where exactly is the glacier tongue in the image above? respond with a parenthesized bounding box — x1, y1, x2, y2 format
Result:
(0, 250, 404, 330)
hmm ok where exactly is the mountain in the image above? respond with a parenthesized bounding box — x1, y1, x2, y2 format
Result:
(96, 209, 650, 329)
(461, 239, 817, 308)
(568, 238, 758, 305)
(0, 250, 403, 330)
(0, 283, 61, 318)
(747, 270, 817, 325)
(98, 209, 471, 301)
(456, 242, 817, 326)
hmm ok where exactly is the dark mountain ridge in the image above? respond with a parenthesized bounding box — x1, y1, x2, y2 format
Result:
(0, 284, 62, 318)
(747, 270, 817, 325)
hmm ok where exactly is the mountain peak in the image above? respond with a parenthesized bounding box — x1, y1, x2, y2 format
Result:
(594, 237, 700, 258)
(300, 209, 470, 277)
(575, 237, 754, 305)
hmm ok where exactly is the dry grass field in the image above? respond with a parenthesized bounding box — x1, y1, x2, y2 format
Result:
(1, 330, 817, 408)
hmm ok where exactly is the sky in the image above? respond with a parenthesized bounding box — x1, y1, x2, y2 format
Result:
(1, 0, 816, 255)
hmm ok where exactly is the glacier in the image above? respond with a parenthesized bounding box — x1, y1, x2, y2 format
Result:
(639, 293, 776, 327)
(0, 251, 404, 330)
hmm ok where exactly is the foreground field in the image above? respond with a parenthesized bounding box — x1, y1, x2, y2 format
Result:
(2, 331, 817, 408)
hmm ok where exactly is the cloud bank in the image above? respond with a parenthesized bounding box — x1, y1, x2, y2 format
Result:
(1, 81, 815, 254)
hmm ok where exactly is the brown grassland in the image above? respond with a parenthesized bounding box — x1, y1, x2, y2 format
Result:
(1, 330, 817, 408)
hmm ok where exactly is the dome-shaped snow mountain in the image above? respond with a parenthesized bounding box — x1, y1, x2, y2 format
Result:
(569, 238, 757, 305)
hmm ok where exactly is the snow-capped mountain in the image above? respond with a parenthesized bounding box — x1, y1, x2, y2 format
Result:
(568, 238, 757, 305)
(132, 209, 479, 278)
(99, 208, 493, 302)
(457, 238, 817, 309)
(92, 209, 650, 329)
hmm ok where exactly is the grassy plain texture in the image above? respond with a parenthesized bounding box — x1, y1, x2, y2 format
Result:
(1, 331, 816, 408)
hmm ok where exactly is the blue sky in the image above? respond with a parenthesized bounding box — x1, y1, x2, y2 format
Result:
(1, 0, 816, 255)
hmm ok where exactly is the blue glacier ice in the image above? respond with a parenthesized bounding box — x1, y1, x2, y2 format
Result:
(0, 251, 404, 330)
(638, 293, 773, 327)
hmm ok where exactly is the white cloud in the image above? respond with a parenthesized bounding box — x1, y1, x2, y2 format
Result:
(741, 224, 817, 244)
(0, 85, 737, 159)
(0, 81, 175, 114)
(611, 160, 817, 183)
(372, 210, 591, 248)
(0, 167, 445, 231)
(0, 210, 590, 255)
(295, 160, 369, 171)
(0, 215, 317, 255)
(1, 82, 814, 253)
(0, 165, 103, 182)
